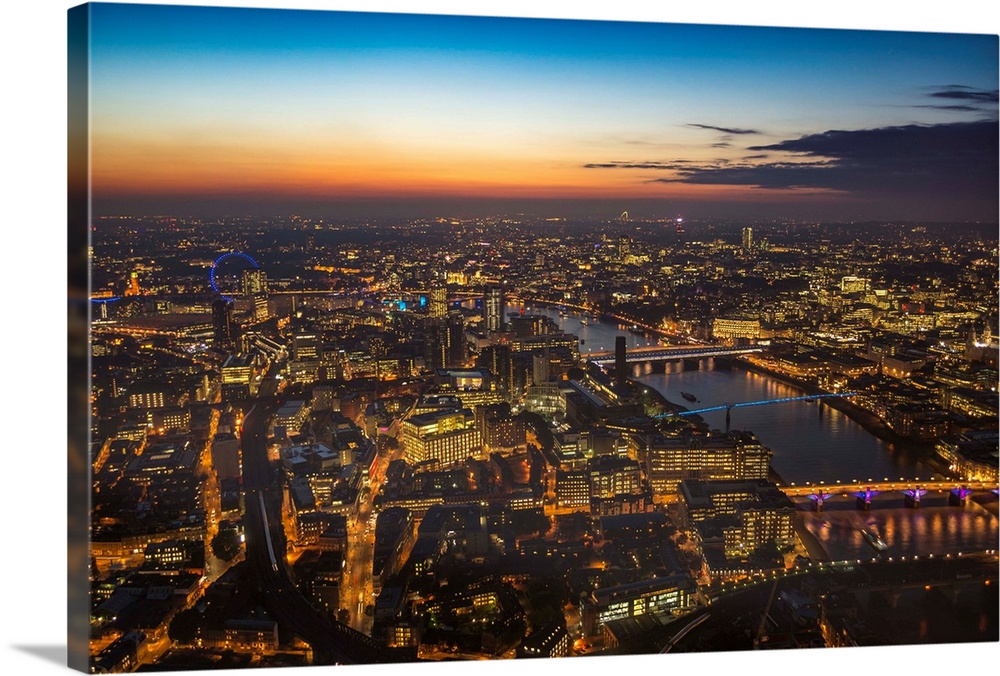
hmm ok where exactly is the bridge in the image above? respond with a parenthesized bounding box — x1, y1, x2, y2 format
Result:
(780, 479, 1000, 511)
(655, 392, 858, 418)
(587, 344, 763, 365)
(780, 479, 999, 497)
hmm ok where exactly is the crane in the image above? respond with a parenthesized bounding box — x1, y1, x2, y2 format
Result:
(754, 576, 781, 647)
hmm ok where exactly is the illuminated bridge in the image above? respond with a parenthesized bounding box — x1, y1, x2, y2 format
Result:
(780, 479, 1000, 497)
(780, 479, 1000, 511)
(588, 344, 763, 365)
(655, 392, 858, 418)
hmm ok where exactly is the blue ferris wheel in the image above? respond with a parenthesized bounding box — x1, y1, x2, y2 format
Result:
(210, 251, 260, 301)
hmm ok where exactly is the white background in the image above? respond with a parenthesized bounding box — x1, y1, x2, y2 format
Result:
(2, 1, 997, 674)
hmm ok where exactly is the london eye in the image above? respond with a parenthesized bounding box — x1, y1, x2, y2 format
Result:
(210, 251, 260, 301)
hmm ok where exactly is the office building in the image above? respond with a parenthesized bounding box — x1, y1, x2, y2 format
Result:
(241, 267, 269, 322)
(581, 575, 697, 637)
(311, 385, 335, 413)
(484, 284, 504, 333)
(712, 317, 761, 342)
(477, 344, 514, 398)
(518, 620, 570, 658)
(477, 403, 526, 453)
(212, 298, 236, 349)
(840, 276, 870, 294)
(555, 469, 590, 509)
(588, 455, 643, 499)
(127, 382, 169, 410)
(643, 432, 771, 494)
(241, 267, 268, 296)
(401, 408, 481, 467)
(429, 284, 447, 318)
(221, 353, 255, 385)
(679, 479, 796, 558)
(293, 333, 321, 361)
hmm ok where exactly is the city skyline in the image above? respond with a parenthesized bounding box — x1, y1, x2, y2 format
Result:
(86, 2, 998, 222)
(54, 3, 1000, 675)
(77, 211, 1000, 671)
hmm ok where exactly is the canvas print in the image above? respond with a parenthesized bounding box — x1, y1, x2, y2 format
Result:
(68, 2, 1000, 673)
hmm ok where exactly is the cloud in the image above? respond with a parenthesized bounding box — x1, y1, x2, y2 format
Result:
(583, 161, 694, 170)
(710, 121, 996, 196)
(929, 85, 998, 104)
(586, 121, 998, 203)
(711, 142, 732, 148)
(914, 104, 982, 112)
(686, 123, 760, 135)
(911, 85, 999, 113)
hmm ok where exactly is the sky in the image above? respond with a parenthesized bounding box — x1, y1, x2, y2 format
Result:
(82, 2, 999, 221)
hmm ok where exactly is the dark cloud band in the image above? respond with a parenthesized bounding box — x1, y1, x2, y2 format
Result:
(686, 123, 760, 135)
(585, 120, 998, 202)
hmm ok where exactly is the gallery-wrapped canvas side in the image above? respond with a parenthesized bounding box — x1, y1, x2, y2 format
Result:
(68, 3, 92, 672)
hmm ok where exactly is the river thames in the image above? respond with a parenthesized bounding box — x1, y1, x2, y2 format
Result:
(511, 301, 999, 560)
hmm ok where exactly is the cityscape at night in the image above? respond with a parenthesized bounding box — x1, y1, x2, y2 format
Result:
(62, 2, 999, 673)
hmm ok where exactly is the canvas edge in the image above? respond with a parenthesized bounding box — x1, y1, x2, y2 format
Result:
(68, 3, 92, 672)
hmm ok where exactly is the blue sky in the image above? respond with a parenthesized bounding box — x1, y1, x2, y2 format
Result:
(83, 1, 998, 220)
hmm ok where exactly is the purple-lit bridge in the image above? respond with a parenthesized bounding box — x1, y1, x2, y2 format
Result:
(781, 480, 1000, 511)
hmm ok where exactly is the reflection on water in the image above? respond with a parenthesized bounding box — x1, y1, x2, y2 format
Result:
(637, 365, 935, 484)
(506, 302, 997, 556)
(506, 302, 660, 353)
(510, 301, 931, 485)
(797, 495, 999, 560)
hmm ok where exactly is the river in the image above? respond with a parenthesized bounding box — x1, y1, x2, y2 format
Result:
(510, 301, 929, 485)
(509, 302, 999, 559)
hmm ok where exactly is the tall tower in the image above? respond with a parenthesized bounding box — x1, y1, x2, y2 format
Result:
(423, 318, 448, 370)
(484, 285, 504, 333)
(446, 311, 466, 367)
(478, 344, 514, 399)
(242, 267, 268, 296)
(212, 298, 236, 350)
(242, 267, 269, 322)
(429, 284, 447, 318)
(125, 271, 141, 297)
(618, 235, 631, 262)
(742, 226, 754, 251)
(615, 335, 627, 388)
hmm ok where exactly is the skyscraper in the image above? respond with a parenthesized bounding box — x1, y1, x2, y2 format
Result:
(484, 285, 504, 333)
(242, 267, 268, 295)
(446, 311, 466, 367)
(618, 235, 631, 262)
(423, 317, 448, 370)
(212, 298, 236, 350)
(242, 267, 269, 321)
(429, 284, 447, 318)
(477, 344, 514, 399)
(742, 226, 753, 251)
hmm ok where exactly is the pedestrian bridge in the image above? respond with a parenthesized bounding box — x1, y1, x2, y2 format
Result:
(655, 392, 857, 418)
